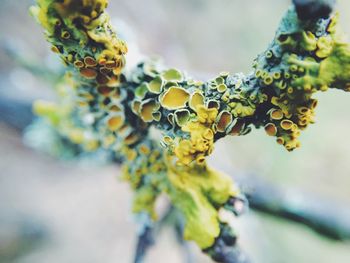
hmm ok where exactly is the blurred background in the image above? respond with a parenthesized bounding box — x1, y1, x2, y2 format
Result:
(0, 0, 350, 262)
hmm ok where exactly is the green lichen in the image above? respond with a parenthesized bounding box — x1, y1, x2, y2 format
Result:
(30, 0, 350, 255)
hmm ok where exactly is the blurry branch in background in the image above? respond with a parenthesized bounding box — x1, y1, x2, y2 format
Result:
(239, 175, 350, 241)
(0, 40, 64, 84)
(0, 216, 47, 262)
(134, 207, 180, 263)
(0, 96, 34, 131)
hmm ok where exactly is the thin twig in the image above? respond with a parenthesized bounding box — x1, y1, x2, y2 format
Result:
(133, 206, 175, 263)
(239, 175, 350, 240)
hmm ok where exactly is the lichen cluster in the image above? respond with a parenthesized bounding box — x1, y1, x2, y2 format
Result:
(30, 0, 350, 259)
(30, 0, 127, 86)
(252, 10, 350, 150)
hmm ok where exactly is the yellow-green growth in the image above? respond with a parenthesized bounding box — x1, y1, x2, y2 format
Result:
(29, 1, 350, 253)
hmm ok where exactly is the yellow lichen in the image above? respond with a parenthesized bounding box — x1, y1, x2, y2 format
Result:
(217, 111, 233, 133)
(189, 91, 205, 111)
(140, 99, 160, 122)
(107, 114, 124, 131)
(160, 87, 190, 110)
(264, 123, 277, 136)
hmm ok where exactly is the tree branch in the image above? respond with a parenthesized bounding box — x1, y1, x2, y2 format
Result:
(239, 175, 350, 240)
(0, 97, 34, 131)
(0, 97, 349, 242)
(292, 0, 336, 20)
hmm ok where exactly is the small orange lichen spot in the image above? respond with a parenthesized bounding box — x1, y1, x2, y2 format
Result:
(174, 109, 190, 126)
(74, 60, 85, 68)
(131, 100, 141, 115)
(297, 107, 309, 114)
(98, 58, 107, 65)
(207, 100, 220, 109)
(320, 85, 328, 92)
(345, 83, 350, 92)
(84, 139, 99, 152)
(163, 136, 173, 145)
(97, 86, 113, 96)
(311, 99, 318, 109)
(215, 77, 225, 85)
(228, 119, 245, 136)
(299, 119, 308, 126)
(96, 73, 109, 85)
(266, 50, 273, 58)
(160, 87, 190, 110)
(84, 56, 97, 67)
(280, 119, 294, 130)
(255, 69, 263, 78)
(270, 109, 284, 120)
(61, 31, 70, 39)
(139, 145, 151, 155)
(103, 135, 116, 148)
(53, 18, 61, 26)
(107, 114, 124, 131)
(68, 129, 84, 144)
(140, 99, 160, 122)
(277, 137, 285, 145)
(80, 68, 97, 79)
(217, 84, 227, 93)
(110, 104, 123, 112)
(152, 112, 162, 122)
(285, 144, 293, 151)
(217, 111, 233, 133)
(264, 123, 277, 136)
(67, 54, 73, 62)
(118, 125, 131, 137)
(162, 69, 183, 82)
(264, 75, 273, 85)
(273, 72, 281, 79)
(148, 76, 163, 94)
(107, 75, 120, 87)
(51, 46, 60, 53)
(112, 66, 123, 76)
(196, 155, 206, 165)
(124, 133, 139, 145)
(126, 149, 137, 161)
(106, 60, 117, 69)
(189, 92, 205, 111)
